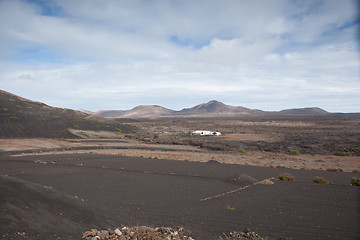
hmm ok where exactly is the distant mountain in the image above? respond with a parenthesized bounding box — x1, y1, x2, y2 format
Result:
(177, 100, 264, 116)
(93, 100, 330, 118)
(279, 107, 329, 115)
(120, 105, 175, 118)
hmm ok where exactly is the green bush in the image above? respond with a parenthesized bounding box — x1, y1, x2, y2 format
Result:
(278, 173, 296, 181)
(53, 116, 59, 119)
(313, 176, 332, 184)
(289, 150, 300, 155)
(351, 177, 360, 186)
(9, 98, 16, 102)
(240, 148, 246, 154)
(8, 116, 17, 120)
(73, 125, 79, 129)
(115, 128, 123, 133)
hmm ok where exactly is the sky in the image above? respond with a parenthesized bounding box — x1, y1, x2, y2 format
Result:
(0, 0, 359, 113)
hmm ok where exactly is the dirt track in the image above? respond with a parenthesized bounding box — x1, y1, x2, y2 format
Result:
(0, 153, 359, 240)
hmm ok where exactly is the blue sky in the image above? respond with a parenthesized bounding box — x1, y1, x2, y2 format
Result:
(0, 0, 359, 112)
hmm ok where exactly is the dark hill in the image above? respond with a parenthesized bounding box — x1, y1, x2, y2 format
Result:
(0, 90, 136, 138)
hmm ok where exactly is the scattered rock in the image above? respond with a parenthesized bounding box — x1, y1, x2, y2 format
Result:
(114, 228, 122, 236)
(222, 231, 265, 240)
(82, 226, 194, 240)
(257, 179, 274, 185)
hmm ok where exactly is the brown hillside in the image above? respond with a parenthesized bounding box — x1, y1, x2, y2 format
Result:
(0, 90, 137, 138)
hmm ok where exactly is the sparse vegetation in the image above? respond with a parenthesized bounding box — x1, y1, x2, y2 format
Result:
(53, 116, 59, 119)
(8, 116, 17, 120)
(240, 148, 246, 154)
(226, 205, 235, 211)
(335, 151, 352, 156)
(289, 149, 300, 155)
(115, 128, 123, 133)
(351, 176, 360, 186)
(278, 173, 296, 181)
(73, 125, 79, 129)
(9, 98, 16, 102)
(313, 176, 332, 184)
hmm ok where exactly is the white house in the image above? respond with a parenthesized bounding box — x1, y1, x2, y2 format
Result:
(192, 130, 221, 136)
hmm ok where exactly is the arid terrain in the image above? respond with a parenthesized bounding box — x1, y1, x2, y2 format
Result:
(1, 90, 360, 239)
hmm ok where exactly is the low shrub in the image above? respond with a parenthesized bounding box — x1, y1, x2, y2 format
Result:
(313, 176, 332, 184)
(115, 128, 123, 133)
(289, 149, 300, 155)
(240, 148, 246, 154)
(226, 205, 235, 211)
(9, 98, 16, 102)
(278, 173, 296, 181)
(351, 176, 360, 186)
(8, 116, 17, 120)
(335, 151, 352, 156)
(73, 125, 79, 129)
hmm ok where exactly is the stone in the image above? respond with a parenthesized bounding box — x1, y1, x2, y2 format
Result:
(114, 228, 122, 236)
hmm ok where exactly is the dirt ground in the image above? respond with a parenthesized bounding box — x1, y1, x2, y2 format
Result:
(1, 153, 359, 240)
(1, 137, 359, 173)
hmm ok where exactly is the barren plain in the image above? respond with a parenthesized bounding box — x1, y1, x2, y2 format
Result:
(1, 90, 360, 240)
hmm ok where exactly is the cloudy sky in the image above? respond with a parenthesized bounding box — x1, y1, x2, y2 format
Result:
(0, 0, 359, 112)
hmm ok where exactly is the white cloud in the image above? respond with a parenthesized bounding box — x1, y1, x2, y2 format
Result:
(0, 0, 359, 112)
